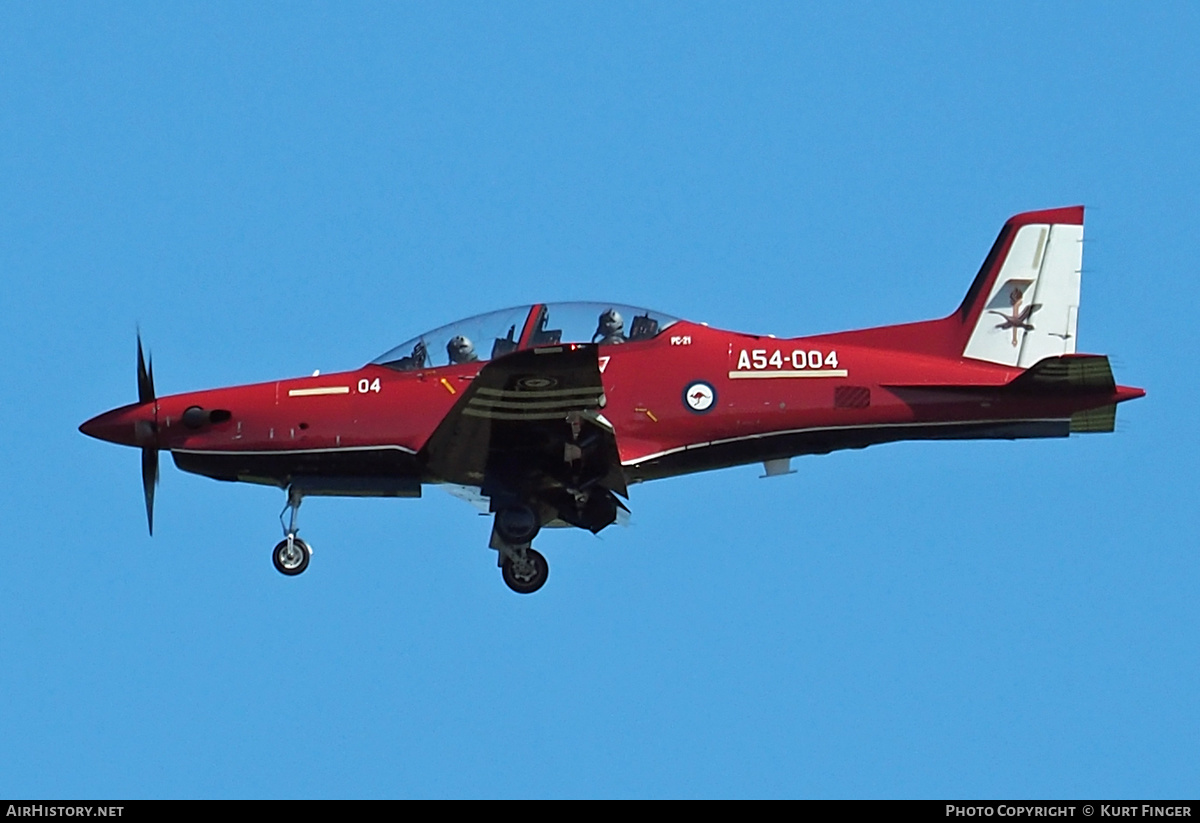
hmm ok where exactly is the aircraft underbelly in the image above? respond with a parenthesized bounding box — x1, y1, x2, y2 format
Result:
(171, 446, 423, 493)
(624, 418, 1070, 483)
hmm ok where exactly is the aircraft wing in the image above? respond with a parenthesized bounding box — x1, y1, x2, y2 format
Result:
(421, 344, 627, 532)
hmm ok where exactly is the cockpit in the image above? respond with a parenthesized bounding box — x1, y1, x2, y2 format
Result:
(371, 302, 680, 372)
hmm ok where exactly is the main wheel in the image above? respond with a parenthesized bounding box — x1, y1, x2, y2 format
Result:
(501, 547, 548, 594)
(273, 536, 311, 576)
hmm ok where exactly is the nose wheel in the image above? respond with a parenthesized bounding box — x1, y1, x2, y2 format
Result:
(273, 485, 312, 576)
(501, 547, 548, 594)
(273, 535, 311, 576)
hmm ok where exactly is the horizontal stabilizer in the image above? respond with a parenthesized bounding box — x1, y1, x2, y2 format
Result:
(1008, 354, 1115, 393)
(1070, 404, 1116, 433)
(884, 355, 1115, 396)
(882, 354, 1127, 435)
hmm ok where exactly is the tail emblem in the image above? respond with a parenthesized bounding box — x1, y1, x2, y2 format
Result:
(989, 286, 1042, 347)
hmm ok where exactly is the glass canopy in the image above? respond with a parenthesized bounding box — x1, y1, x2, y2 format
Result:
(371, 302, 680, 371)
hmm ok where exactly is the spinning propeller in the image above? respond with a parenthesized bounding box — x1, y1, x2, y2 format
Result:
(80, 334, 233, 536)
(136, 334, 159, 535)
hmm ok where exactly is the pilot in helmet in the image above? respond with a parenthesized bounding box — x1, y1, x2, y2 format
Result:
(593, 308, 626, 345)
(447, 335, 479, 364)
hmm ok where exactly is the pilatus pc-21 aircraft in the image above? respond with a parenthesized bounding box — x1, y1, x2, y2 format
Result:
(81, 207, 1143, 593)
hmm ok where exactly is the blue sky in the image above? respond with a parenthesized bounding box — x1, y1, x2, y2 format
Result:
(1, 3, 1196, 798)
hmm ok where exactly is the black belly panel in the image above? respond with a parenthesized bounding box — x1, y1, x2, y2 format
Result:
(171, 447, 424, 490)
(625, 419, 1068, 483)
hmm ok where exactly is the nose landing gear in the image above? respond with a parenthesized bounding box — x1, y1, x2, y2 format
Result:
(273, 535, 311, 575)
(273, 486, 312, 576)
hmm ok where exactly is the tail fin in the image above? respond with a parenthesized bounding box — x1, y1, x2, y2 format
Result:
(958, 206, 1084, 367)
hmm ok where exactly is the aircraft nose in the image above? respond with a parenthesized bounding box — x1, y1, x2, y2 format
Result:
(79, 403, 157, 447)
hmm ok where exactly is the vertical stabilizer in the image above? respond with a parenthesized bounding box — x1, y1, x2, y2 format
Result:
(959, 207, 1084, 367)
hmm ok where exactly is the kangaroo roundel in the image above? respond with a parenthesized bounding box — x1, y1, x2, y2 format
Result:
(683, 381, 716, 413)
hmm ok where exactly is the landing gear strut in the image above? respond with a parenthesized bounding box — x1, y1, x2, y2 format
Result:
(274, 485, 311, 576)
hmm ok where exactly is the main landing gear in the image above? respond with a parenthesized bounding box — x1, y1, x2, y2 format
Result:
(273, 486, 312, 576)
(492, 503, 548, 594)
(501, 547, 548, 594)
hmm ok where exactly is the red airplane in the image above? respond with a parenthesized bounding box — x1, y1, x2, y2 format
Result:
(80, 206, 1144, 593)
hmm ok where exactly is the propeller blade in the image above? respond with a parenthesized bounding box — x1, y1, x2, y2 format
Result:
(137, 333, 159, 535)
(141, 445, 158, 535)
(137, 333, 155, 405)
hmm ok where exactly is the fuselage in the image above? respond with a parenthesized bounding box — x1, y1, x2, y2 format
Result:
(76, 208, 1149, 592)
(79, 315, 1142, 491)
